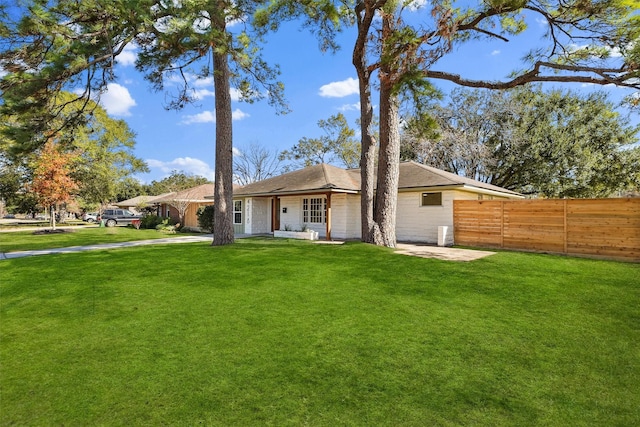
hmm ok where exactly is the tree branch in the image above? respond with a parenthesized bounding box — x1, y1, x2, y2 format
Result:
(425, 61, 639, 90)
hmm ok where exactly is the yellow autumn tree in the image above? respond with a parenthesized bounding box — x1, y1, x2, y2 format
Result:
(30, 140, 79, 230)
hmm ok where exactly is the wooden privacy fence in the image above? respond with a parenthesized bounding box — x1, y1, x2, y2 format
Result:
(453, 198, 640, 262)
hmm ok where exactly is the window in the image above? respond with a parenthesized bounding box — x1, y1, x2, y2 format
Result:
(233, 200, 242, 224)
(421, 192, 442, 206)
(303, 197, 326, 223)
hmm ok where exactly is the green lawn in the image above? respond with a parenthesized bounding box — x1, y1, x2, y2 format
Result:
(0, 227, 199, 253)
(1, 238, 638, 425)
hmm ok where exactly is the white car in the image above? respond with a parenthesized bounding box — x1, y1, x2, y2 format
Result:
(82, 212, 99, 223)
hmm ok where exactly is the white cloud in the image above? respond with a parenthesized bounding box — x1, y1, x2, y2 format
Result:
(188, 86, 242, 101)
(181, 108, 249, 124)
(117, 44, 137, 66)
(230, 88, 242, 101)
(338, 102, 361, 112)
(147, 157, 214, 180)
(319, 77, 359, 98)
(406, 0, 427, 11)
(193, 76, 214, 87)
(181, 110, 216, 124)
(100, 83, 136, 116)
(192, 88, 216, 100)
(232, 108, 249, 120)
(535, 17, 548, 27)
(491, 50, 501, 56)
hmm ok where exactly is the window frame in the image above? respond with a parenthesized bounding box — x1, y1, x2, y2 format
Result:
(302, 197, 326, 224)
(233, 200, 242, 225)
(421, 192, 443, 207)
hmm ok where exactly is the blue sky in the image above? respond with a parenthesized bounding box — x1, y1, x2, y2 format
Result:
(93, 6, 637, 183)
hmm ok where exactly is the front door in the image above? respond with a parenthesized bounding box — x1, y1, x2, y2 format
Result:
(272, 198, 280, 232)
(233, 200, 244, 234)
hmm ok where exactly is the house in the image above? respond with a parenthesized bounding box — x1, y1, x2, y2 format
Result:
(114, 193, 174, 215)
(153, 184, 215, 229)
(232, 161, 523, 244)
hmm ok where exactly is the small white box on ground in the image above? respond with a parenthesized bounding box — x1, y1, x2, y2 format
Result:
(438, 226, 452, 246)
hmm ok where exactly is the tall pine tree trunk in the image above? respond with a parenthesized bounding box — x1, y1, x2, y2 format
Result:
(375, 79, 400, 248)
(354, 2, 400, 248)
(374, 10, 402, 248)
(353, 0, 383, 245)
(211, 10, 234, 246)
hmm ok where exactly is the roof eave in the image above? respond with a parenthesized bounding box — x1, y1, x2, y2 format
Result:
(234, 188, 359, 198)
(399, 184, 523, 198)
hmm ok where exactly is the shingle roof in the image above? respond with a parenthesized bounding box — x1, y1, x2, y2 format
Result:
(397, 162, 522, 196)
(234, 163, 360, 196)
(115, 193, 174, 207)
(233, 161, 521, 197)
(153, 183, 215, 203)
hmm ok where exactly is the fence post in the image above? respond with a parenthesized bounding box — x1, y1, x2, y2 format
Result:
(500, 201, 504, 249)
(563, 199, 568, 254)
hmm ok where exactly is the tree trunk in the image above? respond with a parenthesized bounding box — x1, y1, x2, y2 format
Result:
(375, 79, 400, 248)
(50, 205, 56, 230)
(211, 12, 235, 246)
(354, 3, 400, 248)
(372, 9, 401, 248)
(353, 0, 383, 245)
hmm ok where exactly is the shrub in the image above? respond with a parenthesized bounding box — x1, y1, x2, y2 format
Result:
(196, 205, 214, 233)
(139, 215, 164, 229)
(155, 219, 177, 233)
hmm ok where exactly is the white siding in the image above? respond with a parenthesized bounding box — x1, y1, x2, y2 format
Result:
(331, 193, 361, 239)
(278, 196, 305, 232)
(395, 190, 480, 243)
(245, 197, 270, 234)
(244, 188, 515, 242)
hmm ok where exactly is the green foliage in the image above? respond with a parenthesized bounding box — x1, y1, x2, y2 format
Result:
(196, 204, 215, 233)
(115, 177, 147, 203)
(0, 1, 137, 149)
(139, 215, 165, 230)
(155, 218, 178, 233)
(133, 0, 287, 113)
(145, 171, 210, 196)
(1, 91, 147, 212)
(280, 113, 360, 169)
(403, 86, 640, 197)
(64, 93, 148, 206)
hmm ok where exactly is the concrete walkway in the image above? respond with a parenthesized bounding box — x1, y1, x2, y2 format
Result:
(314, 240, 495, 261)
(395, 243, 495, 262)
(0, 235, 213, 260)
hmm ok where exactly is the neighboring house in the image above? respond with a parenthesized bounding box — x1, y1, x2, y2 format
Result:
(114, 193, 174, 215)
(153, 184, 215, 229)
(232, 161, 523, 243)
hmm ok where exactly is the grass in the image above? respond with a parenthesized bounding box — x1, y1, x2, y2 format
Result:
(1, 238, 639, 425)
(0, 227, 200, 253)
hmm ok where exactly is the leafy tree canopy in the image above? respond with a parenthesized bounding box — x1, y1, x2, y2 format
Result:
(145, 171, 211, 196)
(280, 113, 361, 169)
(1, 90, 147, 211)
(402, 86, 640, 198)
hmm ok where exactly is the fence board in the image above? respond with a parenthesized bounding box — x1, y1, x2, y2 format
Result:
(454, 198, 640, 262)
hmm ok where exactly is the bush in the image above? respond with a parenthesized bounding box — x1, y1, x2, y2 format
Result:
(155, 219, 177, 233)
(139, 215, 164, 229)
(196, 205, 214, 233)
